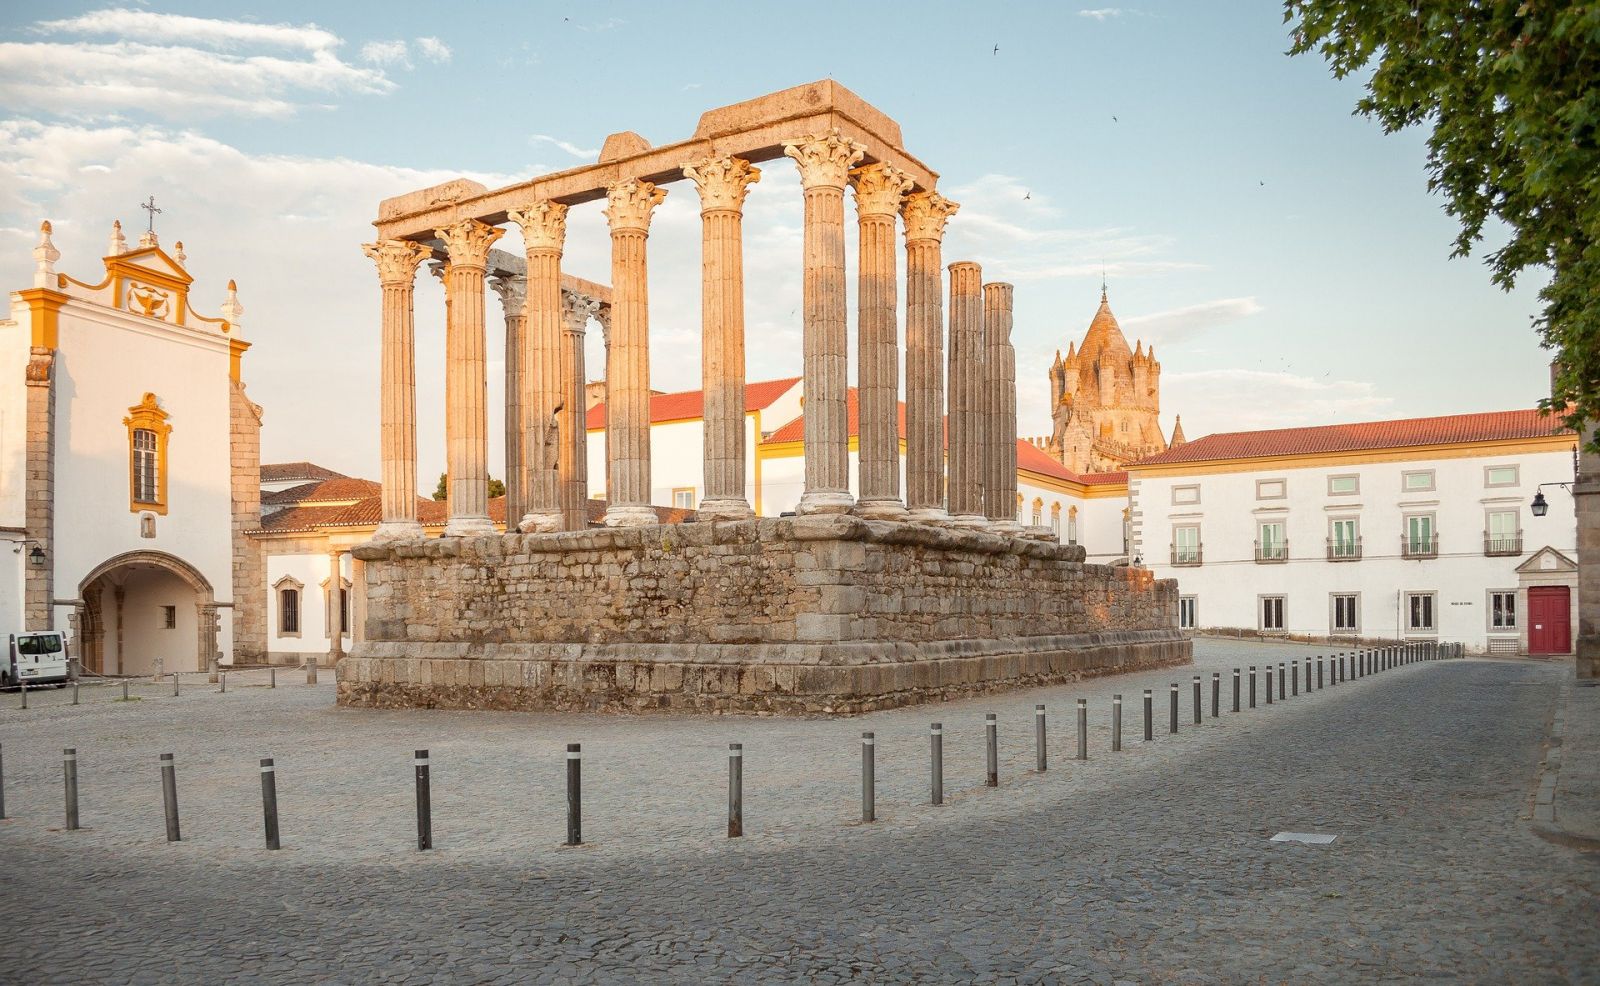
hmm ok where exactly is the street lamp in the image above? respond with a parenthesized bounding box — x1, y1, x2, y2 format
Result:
(1531, 491, 1549, 517)
(27, 544, 45, 568)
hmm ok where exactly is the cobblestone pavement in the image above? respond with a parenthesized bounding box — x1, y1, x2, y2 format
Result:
(0, 640, 1594, 984)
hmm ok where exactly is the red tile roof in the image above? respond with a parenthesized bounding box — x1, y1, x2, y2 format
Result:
(261, 462, 346, 483)
(261, 478, 381, 505)
(1130, 408, 1569, 467)
(587, 377, 801, 429)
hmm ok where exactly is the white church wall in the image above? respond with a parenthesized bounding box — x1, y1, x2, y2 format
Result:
(0, 304, 26, 533)
(265, 549, 348, 662)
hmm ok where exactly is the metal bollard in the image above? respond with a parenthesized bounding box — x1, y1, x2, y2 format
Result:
(727, 743, 743, 839)
(985, 714, 998, 787)
(1035, 704, 1047, 772)
(173, 674, 179, 697)
(1193, 676, 1202, 725)
(1292, 661, 1299, 697)
(1266, 665, 1274, 705)
(1278, 663, 1287, 701)
(260, 758, 280, 850)
(220, 671, 227, 694)
(270, 667, 276, 689)
(861, 732, 876, 822)
(306, 659, 318, 686)
(1249, 666, 1257, 708)
(1339, 654, 1346, 683)
(1076, 699, 1088, 761)
(72, 681, 79, 705)
(1305, 657, 1311, 691)
(566, 743, 582, 846)
(1317, 657, 1324, 690)
(63, 748, 79, 831)
(160, 753, 180, 842)
(1232, 668, 1241, 713)
(1143, 689, 1153, 741)
(1112, 695, 1123, 751)
(415, 749, 432, 850)
(1169, 683, 1179, 735)
(19, 683, 26, 710)
(121, 679, 129, 701)
(930, 723, 944, 805)
(0, 742, 6, 820)
(1211, 672, 1220, 718)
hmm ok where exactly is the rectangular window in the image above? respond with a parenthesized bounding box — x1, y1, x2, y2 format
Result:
(1173, 525, 1200, 565)
(1407, 592, 1436, 632)
(1490, 590, 1516, 630)
(1402, 470, 1436, 492)
(1332, 593, 1359, 633)
(1172, 485, 1200, 505)
(1485, 509, 1520, 555)
(133, 428, 159, 504)
(1260, 595, 1286, 632)
(340, 588, 349, 634)
(1050, 509, 1061, 537)
(1406, 514, 1436, 555)
(1257, 521, 1286, 561)
(1329, 518, 1359, 560)
(1068, 514, 1078, 546)
(1485, 465, 1519, 487)
(161, 605, 176, 629)
(1031, 502, 1043, 526)
(1178, 596, 1197, 630)
(280, 589, 300, 634)
(671, 488, 695, 510)
(1256, 479, 1286, 500)
(1328, 474, 1359, 495)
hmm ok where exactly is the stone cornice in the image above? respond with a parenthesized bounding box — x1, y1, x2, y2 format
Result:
(902, 191, 960, 242)
(602, 178, 668, 233)
(849, 163, 913, 218)
(435, 219, 505, 270)
(362, 239, 432, 286)
(506, 200, 569, 253)
(784, 130, 866, 191)
(681, 155, 762, 213)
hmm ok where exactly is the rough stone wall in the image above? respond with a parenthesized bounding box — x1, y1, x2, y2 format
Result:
(229, 380, 266, 663)
(1577, 422, 1599, 679)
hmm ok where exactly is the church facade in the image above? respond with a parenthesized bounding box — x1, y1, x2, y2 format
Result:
(1044, 289, 1179, 474)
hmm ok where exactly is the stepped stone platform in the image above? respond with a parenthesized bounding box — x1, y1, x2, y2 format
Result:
(339, 515, 1191, 714)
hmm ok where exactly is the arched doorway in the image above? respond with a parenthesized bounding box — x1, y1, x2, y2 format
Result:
(75, 551, 217, 676)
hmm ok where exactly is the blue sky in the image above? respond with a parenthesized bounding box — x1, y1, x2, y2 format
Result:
(0, 2, 1550, 479)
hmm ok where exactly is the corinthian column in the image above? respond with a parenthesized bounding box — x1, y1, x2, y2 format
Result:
(849, 163, 914, 520)
(435, 218, 505, 536)
(784, 130, 864, 515)
(363, 239, 432, 540)
(489, 272, 528, 525)
(560, 290, 600, 531)
(984, 282, 1022, 534)
(506, 201, 568, 533)
(683, 154, 761, 521)
(602, 178, 667, 527)
(901, 192, 960, 524)
(947, 261, 987, 527)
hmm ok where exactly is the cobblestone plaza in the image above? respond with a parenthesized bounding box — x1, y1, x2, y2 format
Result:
(1, 639, 1594, 983)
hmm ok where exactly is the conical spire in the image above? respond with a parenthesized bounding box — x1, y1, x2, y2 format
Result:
(1078, 286, 1131, 364)
(1169, 415, 1187, 447)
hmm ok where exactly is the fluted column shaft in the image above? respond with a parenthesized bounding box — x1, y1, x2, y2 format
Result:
(326, 549, 345, 663)
(850, 164, 914, 519)
(683, 155, 760, 520)
(984, 282, 1021, 532)
(602, 179, 667, 527)
(561, 292, 599, 531)
(436, 219, 505, 536)
(785, 132, 865, 514)
(507, 201, 568, 534)
(363, 239, 431, 539)
(490, 274, 527, 525)
(947, 261, 987, 525)
(901, 193, 959, 522)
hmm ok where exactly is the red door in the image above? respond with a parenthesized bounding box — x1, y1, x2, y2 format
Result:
(1528, 587, 1571, 655)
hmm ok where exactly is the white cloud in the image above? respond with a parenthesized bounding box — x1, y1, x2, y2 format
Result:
(361, 40, 410, 68)
(1162, 369, 1393, 436)
(529, 134, 599, 159)
(414, 37, 451, 63)
(1078, 8, 1124, 21)
(574, 18, 626, 32)
(35, 8, 342, 52)
(1122, 297, 1263, 346)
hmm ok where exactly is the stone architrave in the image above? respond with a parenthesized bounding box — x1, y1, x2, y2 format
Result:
(785, 130, 865, 515)
(489, 272, 528, 526)
(506, 201, 569, 533)
(364, 239, 432, 539)
(682, 154, 761, 521)
(850, 163, 914, 520)
(560, 291, 600, 531)
(434, 219, 505, 536)
(947, 261, 987, 526)
(602, 178, 667, 527)
(984, 282, 1022, 534)
(901, 192, 959, 524)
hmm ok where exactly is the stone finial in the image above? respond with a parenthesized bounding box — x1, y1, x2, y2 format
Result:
(561, 290, 601, 333)
(507, 200, 569, 252)
(488, 271, 527, 312)
(783, 130, 866, 191)
(362, 239, 433, 285)
(901, 191, 960, 242)
(221, 279, 243, 328)
(33, 220, 60, 288)
(139, 228, 159, 249)
(602, 178, 667, 233)
(681, 155, 761, 213)
(108, 219, 127, 257)
(434, 218, 505, 270)
(849, 163, 913, 218)
(174, 240, 187, 266)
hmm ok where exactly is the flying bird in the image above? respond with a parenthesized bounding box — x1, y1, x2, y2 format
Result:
(993, 44, 999, 55)
(1024, 191, 1031, 200)
(1112, 115, 1118, 123)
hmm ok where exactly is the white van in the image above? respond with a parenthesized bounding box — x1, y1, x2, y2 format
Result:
(5, 631, 71, 689)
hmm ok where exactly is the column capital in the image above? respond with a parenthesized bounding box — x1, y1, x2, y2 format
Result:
(681, 155, 762, 213)
(603, 178, 667, 233)
(489, 271, 527, 312)
(784, 130, 866, 191)
(849, 163, 913, 218)
(562, 290, 601, 333)
(507, 200, 569, 252)
(435, 219, 504, 270)
(902, 191, 960, 242)
(362, 239, 431, 285)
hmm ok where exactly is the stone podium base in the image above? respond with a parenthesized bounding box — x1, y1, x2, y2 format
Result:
(340, 515, 1191, 715)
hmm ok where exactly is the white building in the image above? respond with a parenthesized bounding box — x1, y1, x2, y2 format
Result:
(1128, 409, 1580, 655)
(1, 220, 261, 673)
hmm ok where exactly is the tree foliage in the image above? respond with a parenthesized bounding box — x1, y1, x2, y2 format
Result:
(432, 473, 505, 500)
(1285, 1, 1600, 445)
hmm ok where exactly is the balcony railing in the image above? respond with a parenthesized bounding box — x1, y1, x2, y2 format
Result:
(1170, 544, 1203, 567)
(1327, 537, 1362, 562)
(1254, 540, 1288, 564)
(1483, 533, 1523, 557)
(1402, 535, 1439, 559)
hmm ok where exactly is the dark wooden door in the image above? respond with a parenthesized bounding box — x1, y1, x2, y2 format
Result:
(1528, 587, 1571, 655)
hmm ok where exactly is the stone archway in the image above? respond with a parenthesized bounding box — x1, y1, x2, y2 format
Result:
(75, 550, 217, 675)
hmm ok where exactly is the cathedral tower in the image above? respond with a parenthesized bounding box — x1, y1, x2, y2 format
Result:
(1046, 288, 1168, 473)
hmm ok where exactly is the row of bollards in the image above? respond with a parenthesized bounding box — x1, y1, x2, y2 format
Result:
(13, 662, 314, 710)
(6, 642, 1460, 847)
